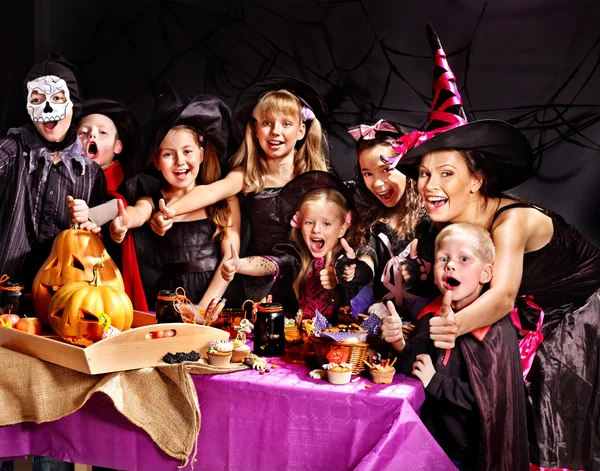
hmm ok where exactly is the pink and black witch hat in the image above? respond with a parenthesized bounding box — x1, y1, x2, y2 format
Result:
(387, 24, 534, 191)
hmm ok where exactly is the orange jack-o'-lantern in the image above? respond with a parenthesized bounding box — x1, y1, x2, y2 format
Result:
(48, 260, 133, 346)
(32, 224, 124, 325)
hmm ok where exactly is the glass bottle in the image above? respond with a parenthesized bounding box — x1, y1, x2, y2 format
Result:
(155, 290, 182, 324)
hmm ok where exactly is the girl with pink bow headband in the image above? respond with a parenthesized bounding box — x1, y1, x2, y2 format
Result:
(337, 119, 436, 323)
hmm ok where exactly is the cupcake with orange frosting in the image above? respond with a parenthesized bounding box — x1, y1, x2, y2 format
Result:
(206, 340, 233, 366)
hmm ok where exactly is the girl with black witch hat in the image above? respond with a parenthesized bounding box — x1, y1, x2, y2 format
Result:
(386, 24, 600, 471)
(109, 91, 241, 311)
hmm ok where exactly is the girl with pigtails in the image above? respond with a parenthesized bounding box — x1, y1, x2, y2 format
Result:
(148, 76, 331, 312)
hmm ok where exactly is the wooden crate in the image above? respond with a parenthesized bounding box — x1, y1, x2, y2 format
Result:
(0, 311, 229, 375)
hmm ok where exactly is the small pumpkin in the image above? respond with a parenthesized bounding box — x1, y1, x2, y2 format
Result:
(32, 224, 124, 325)
(326, 348, 349, 365)
(48, 260, 133, 347)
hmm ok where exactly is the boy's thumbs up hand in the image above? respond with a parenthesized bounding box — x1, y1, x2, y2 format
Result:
(320, 251, 337, 290)
(221, 243, 240, 282)
(381, 300, 406, 352)
(439, 291, 454, 318)
(150, 198, 175, 236)
(109, 199, 129, 244)
(430, 290, 458, 349)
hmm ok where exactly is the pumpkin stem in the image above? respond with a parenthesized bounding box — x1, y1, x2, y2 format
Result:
(90, 260, 105, 287)
(72, 222, 80, 230)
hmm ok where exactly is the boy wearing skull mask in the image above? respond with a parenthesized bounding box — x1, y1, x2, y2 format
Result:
(0, 54, 105, 471)
(0, 53, 106, 294)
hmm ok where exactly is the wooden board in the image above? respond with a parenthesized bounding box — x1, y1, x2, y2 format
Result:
(0, 311, 229, 374)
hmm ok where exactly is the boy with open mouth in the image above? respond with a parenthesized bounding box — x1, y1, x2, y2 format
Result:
(66, 98, 148, 310)
(380, 223, 527, 470)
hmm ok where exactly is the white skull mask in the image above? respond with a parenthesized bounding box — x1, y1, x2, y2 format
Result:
(26, 75, 73, 123)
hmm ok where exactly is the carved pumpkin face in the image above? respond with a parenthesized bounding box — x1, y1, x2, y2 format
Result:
(32, 226, 124, 325)
(48, 263, 133, 346)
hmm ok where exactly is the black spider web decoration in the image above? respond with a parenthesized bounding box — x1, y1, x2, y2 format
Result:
(76, 0, 600, 183)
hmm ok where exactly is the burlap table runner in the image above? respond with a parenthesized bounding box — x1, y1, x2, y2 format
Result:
(0, 347, 247, 467)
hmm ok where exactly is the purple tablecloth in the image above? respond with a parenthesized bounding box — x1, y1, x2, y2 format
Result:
(0, 360, 455, 470)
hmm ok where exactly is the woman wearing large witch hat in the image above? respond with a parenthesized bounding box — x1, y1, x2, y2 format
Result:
(384, 24, 600, 470)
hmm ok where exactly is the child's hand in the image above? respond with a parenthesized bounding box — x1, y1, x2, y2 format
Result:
(319, 251, 337, 290)
(221, 244, 240, 282)
(400, 238, 431, 284)
(66, 195, 90, 224)
(339, 238, 357, 282)
(79, 220, 102, 235)
(367, 302, 390, 319)
(150, 198, 175, 236)
(430, 291, 457, 349)
(109, 199, 129, 244)
(381, 300, 406, 352)
(412, 353, 435, 387)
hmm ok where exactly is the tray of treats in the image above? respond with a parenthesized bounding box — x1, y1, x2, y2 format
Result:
(308, 311, 391, 375)
(0, 310, 229, 375)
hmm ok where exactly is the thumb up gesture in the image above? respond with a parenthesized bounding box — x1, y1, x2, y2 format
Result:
(319, 251, 337, 290)
(339, 238, 357, 282)
(429, 291, 458, 349)
(381, 300, 406, 352)
(221, 244, 240, 282)
(150, 198, 176, 236)
(109, 199, 130, 244)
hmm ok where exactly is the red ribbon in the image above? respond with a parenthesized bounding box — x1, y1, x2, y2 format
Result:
(385, 45, 470, 166)
(510, 295, 545, 379)
(389, 130, 436, 164)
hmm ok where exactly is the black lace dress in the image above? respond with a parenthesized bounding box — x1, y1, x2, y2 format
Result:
(493, 202, 600, 470)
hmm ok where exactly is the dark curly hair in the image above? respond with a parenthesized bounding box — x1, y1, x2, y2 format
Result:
(353, 122, 425, 245)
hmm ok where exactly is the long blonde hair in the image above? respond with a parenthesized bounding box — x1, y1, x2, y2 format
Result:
(157, 125, 231, 239)
(289, 188, 352, 300)
(230, 89, 329, 193)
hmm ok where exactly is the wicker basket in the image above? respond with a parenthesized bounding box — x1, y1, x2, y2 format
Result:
(310, 335, 391, 375)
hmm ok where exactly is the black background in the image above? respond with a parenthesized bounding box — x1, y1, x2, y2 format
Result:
(2, 0, 599, 242)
